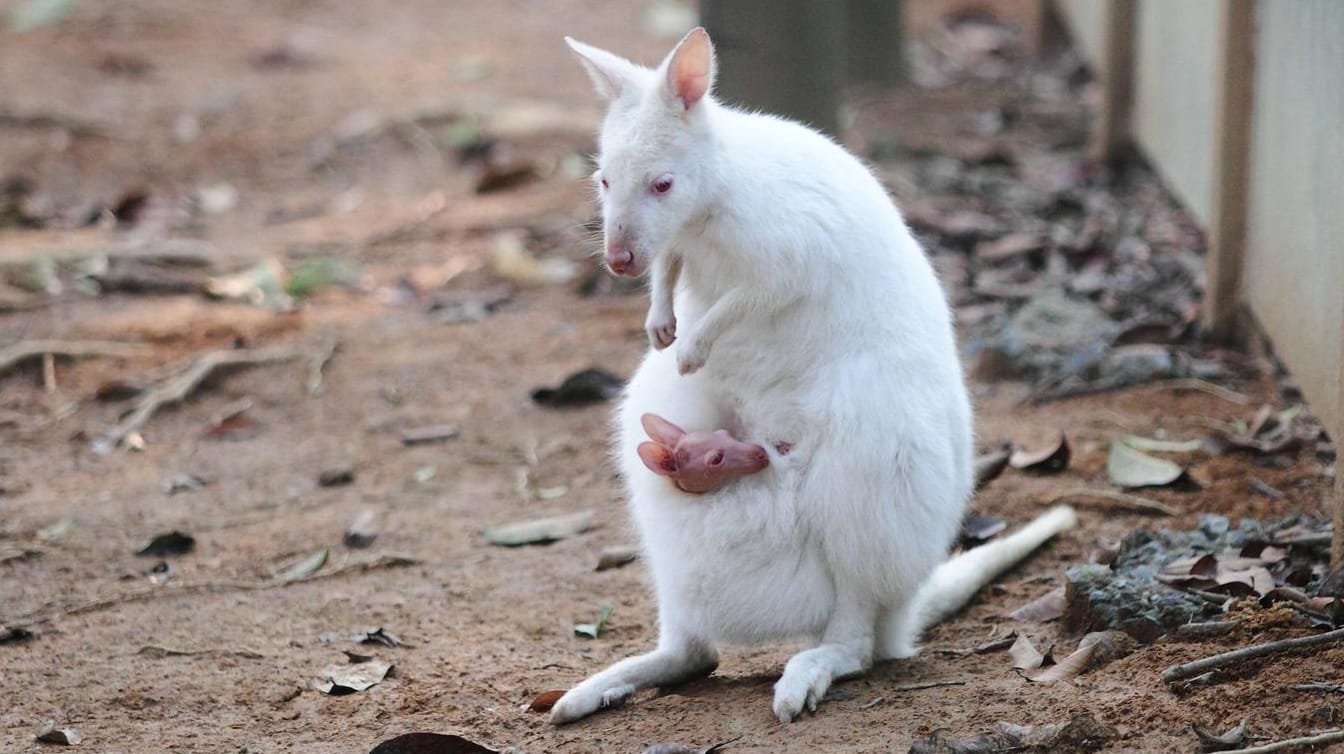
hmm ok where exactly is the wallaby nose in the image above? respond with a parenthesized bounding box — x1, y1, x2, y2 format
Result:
(605, 247, 635, 276)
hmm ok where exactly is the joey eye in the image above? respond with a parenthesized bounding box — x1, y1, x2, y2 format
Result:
(601, 177, 609, 190)
(651, 174, 674, 195)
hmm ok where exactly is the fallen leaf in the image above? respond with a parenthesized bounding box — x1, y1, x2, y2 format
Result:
(315, 658, 392, 695)
(973, 446, 1011, 490)
(974, 232, 1043, 263)
(531, 368, 623, 408)
(318, 463, 356, 487)
(490, 231, 577, 287)
(34, 721, 81, 746)
(37, 517, 74, 541)
(574, 604, 614, 639)
(1107, 438, 1186, 488)
(476, 157, 538, 194)
(319, 627, 406, 648)
(484, 510, 594, 547)
(426, 286, 513, 324)
(596, 546, 639, 571)
(1192, 719, 1249, 752)
(1024, 641, 1096, 682)
(369, 733, 498, 754)
(344, 510, 379, 549)
(400, 425, 461, 446)
(204, 258, 292, 310)
(286, 256, 359, 298)
(1008, 587, 1066, 622)
(137, 531, 195, 557)
(959, 514, 1007, 544)
(1121, 434, 1203, 453)
(161, 473, 208, 495)
(528, 689, 566, 712)
(204, 412, 263, 441)
(1009, 634, 1046, 670)
(1009, 433, 1070, 473)
(1, 624, 36, 644)
(276, 548, 329, 582)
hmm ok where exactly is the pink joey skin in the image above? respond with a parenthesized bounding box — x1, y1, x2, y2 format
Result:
(636, 413, 770, 494)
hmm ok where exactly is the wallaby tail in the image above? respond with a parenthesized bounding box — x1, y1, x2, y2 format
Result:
(915, 504, 1077, 631)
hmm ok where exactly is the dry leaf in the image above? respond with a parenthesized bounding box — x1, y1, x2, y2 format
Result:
(1009, 433, 1070, 473)
(596, 546, 639, 571)
(276, 548, 328, 582)
(369, 733, 498, 754)
(1107, 438, 1185, 488)
(35, 721, 81, 745)
(1192, 719, 1249, 752)
(528, 689, 566, 712)
(1009, 587, 1066, 622)
(400, 424, 461, 446)
(960, 514, 1007, 544)
(1121, 434, 1202, 453)
(973, 446, 1011, 490)
(490, 231, 576, 287)
(1009, 634, 1045, 670)
(315, 658, 392, 695)
(483, 510, 594, 547)
(344, 510, 379, 549)
(1024, 642, 1096, 682)
(574, 604, 614, 639)
(531, 368, 624, 408)
(137, 531, 195, 557)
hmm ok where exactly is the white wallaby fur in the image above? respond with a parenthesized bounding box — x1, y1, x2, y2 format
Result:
(551, 28, 1077, 725)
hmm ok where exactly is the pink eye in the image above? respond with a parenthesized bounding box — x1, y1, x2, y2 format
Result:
(651, 175, 673, 195)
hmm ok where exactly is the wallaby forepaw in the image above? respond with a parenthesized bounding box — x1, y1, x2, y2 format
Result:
(548, 680, 634, 725)
(772, 662, 831, 723)
(676, 338, 708, 375)
(645, 313, 677, 350)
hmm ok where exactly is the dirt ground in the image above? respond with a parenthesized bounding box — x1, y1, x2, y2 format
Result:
(1, 2, 1340, 753)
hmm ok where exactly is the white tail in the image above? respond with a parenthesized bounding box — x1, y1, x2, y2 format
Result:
(908, 505, 1078, 642)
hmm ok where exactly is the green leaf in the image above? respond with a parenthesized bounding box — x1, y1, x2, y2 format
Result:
(574, 605, 614, 639)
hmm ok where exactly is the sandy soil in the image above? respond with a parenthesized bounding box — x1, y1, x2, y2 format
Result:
(1, 2, 1339, 752)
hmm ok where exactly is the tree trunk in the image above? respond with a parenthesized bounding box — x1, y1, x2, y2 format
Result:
(846, 0, 906, 87)
(699, 0, 847, 135)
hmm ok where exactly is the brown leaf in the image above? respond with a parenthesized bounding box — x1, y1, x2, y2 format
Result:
(1009, 587, 1066, 622)
(369, 733, 498, 754)
(595, 546, 639, 571)
(204, 412, 263, 441)
(1009, 634, 1046, 670)
(528, 689, 566, 712)
(973, 446, 1011, 490)
(1008, 433, 1070, 473)
(1024, 642, 1096, 683)
(974, 232, 1044, 263)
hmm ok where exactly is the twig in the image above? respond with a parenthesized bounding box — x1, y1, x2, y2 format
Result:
(890, 679, 965, 693)
(1230, 728, 1344, 754)
(0, 110, 112, 138)
(1043, 487, 1179, 516)
(41, 352, 56, 393)
(1294, 682, 1344, 693)
(307, 339, 339, 396)
(93, 344, 302, 452)
(1171, 620, 1241, 640)
(10, 554, 420, 624)
(1163, 627, 1344, 684)
(0, 339, 149, 376)
(136, 645, 265, 660)
(1141, 378, 1254, 406)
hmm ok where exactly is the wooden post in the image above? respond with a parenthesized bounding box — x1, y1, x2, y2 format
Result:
(699, 0, 847, 135)
(846, 0, 905, 87)
(1090, 0, 1136, 163)
(1203, 0, 1257, 345)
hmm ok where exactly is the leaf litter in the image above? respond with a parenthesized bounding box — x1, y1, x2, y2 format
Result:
(483, 510, 594, 547)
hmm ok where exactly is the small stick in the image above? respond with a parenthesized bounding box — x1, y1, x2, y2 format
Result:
(890, 679, 965, 693)
(1230, 728, 1344, 754)
(1171, 620, 1241, 640)
(0, 339, 149, 376)
(1044, 487, 1179, 516)
(1141, 378, 1254, 406)
(307, 339, 339, 396)
(1163, 627, 1344, 684)
(1294, 682, 1344, 693)
(94, 344, 302, 452)
(10, 554, 420, 624)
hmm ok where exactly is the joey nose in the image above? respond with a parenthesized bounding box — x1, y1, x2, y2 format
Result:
(605, 247, 635, 276)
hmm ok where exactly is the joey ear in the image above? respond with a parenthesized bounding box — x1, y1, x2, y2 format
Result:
(661, 27, 716, 110)
(565, 37, 646, 101)
(641, 412, 687, 446)
(637, 441, 678, 475)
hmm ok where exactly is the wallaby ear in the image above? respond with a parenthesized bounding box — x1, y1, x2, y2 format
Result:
(641, 412, 687, 446)
(565, 37, 645, 101)
(637, 441, 679, 475)
(661, 27, 716, 110)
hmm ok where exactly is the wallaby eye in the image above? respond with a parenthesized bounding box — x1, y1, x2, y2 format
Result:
(595, 171, 609, 190)
(651, 174, 674, 195)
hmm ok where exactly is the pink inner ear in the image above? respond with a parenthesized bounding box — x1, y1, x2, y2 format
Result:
(641, 412, 687, 445)
(637, 441, 678, 474)
(670, 29, 712, 109)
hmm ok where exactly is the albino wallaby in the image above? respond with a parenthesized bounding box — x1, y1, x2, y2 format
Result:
(551, 27, 1076, 725)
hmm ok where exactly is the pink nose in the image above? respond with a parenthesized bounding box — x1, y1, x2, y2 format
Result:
(606, 247, 634, 275)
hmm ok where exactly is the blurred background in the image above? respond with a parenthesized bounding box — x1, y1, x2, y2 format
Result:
(0, 1, 1340, 752)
